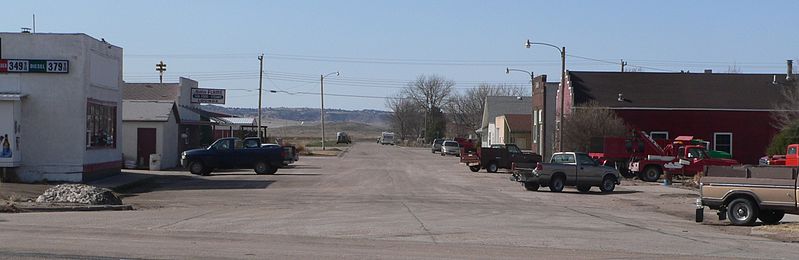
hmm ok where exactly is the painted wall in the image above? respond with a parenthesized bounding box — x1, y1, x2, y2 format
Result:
(122, 113, 179, 170)
(0, 33, 122, 182)
(613, 109, 777, 164)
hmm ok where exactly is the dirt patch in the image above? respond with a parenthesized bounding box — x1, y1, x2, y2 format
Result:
(753, 223, 799, 241)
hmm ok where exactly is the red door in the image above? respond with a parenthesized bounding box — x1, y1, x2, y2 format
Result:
(137, 128, 157, 168)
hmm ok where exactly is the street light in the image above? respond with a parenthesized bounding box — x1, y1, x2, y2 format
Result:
(506, 68, 544, 157)
(525, 39, 566, 152)
(320, 71, 340, 150)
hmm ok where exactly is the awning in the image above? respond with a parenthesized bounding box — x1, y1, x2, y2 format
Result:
(0, 93, 27, 101)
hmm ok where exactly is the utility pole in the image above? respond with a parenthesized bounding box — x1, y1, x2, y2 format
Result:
(529, 73, 535, 155)
(257, 54, 264, 141)
(320, 74, 326, 151)
(621, 59, 627, 72)
(558, 47, 566, 152)
(156, 61, 166, 88)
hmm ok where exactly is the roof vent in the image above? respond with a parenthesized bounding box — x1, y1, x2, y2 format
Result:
(704, 69, 712, 74)
(618, 93, 624, 102)
(20, 27, 31, 33)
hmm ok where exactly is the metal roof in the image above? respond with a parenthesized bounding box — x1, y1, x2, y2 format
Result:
(216, 117, 256, 126)
(0, 93, 26, 101)
(480, 96, 532, 130)
(569, 71, 793, 110)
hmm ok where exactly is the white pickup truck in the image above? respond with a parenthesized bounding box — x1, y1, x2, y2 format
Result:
(511, 152, 621, 193)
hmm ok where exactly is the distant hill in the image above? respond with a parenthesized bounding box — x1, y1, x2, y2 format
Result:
(201, 105, 391, 127)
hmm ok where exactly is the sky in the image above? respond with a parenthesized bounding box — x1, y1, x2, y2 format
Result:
(3, 1, 798, 111)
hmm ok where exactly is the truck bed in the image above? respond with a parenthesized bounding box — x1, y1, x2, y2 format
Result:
(701, 166, 797, 210)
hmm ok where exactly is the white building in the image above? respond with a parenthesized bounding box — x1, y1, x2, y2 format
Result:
(0, 32, 123, 183)
(121, 100, 180, 170)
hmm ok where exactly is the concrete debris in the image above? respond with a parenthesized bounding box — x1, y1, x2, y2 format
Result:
(0, 201, 19, 213)
(35, 184, 122, 205)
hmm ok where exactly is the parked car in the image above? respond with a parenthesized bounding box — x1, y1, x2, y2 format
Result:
(697, 165, 796, 226)
(460, 144, 541, 173)
(511, 152, 621, 193)
(181, 137, 284, 176)
(380, 132, 395, 145)
(336, 132, 351, 144)
(440, 141, 460, 156)
(431, 138, 444, 153)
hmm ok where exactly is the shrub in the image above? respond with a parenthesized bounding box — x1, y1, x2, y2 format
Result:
(767, 121, 799, 155)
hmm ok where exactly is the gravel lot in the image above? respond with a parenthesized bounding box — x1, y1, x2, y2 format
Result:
(0, 142, 797, 259)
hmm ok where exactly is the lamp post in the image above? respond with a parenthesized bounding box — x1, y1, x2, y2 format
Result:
(320, 71, 340, 150)
(525, 39, 565, 152)
(505, 68, 543, 157)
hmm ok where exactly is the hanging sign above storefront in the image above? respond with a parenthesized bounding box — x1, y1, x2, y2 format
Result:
(191, 88, 226, 104)
(0, 59, 69, 73)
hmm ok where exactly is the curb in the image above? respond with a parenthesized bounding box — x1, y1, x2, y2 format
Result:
(17, 204, 134, 213)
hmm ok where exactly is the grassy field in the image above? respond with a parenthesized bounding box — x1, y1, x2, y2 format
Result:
(267, 121, 387, 145)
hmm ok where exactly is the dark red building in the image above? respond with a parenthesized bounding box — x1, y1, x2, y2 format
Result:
(563, 70, 797, 164)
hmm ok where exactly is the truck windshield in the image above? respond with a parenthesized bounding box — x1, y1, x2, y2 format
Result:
(687, 148, 706, 159)
(551, 154, 576, 164)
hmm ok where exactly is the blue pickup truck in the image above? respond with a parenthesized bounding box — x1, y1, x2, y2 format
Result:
(181, 137, 284, 176)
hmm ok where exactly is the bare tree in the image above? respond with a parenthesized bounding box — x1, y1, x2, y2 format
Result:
(403, 74, 455, 141)
(772, 82, 799, 130)
(385, 94, 422, 141)
(561, 101, 627, 152)
(726, 64, 742, 73)
(446, 83, 527, 137)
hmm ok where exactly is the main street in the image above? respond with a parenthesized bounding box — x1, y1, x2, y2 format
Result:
(0, 143, 796, 259)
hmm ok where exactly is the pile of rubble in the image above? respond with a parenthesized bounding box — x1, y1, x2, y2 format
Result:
(35, 184, 122, 205)
(0, 200, 18, 213)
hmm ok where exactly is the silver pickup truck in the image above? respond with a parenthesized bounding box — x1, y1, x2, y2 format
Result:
(511, 152, 621, 193)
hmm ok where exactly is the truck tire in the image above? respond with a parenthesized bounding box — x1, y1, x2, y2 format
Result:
(549, 175, 565, 192)
(255, 161, 276, 175)
(469, 166, 481, 172)
(486, 162, 499, 173)
(758, 210, 785, 225)
(523, 182, 540, 191)
(577, 185, 591, 193)
(641, 166, 662, 182)
(189, 161, 208, 176)
(599, 176, 616, 193)
(727, 198, 759, 226)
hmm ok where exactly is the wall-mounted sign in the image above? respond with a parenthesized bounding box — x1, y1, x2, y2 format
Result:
(191, 88, 226, 104)
(0, 59, 69, 73)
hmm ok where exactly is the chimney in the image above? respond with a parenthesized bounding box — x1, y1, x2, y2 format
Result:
(704, 69, 712, 74)
(787, 60, 794, 81)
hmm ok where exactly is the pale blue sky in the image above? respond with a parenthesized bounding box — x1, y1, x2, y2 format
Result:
(3, 1, 797, 110)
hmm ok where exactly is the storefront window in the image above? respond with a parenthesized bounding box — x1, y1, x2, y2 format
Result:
(86, 101, 117, 149)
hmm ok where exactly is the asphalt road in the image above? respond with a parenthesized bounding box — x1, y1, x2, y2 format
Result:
(0, 142, 797, 259)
